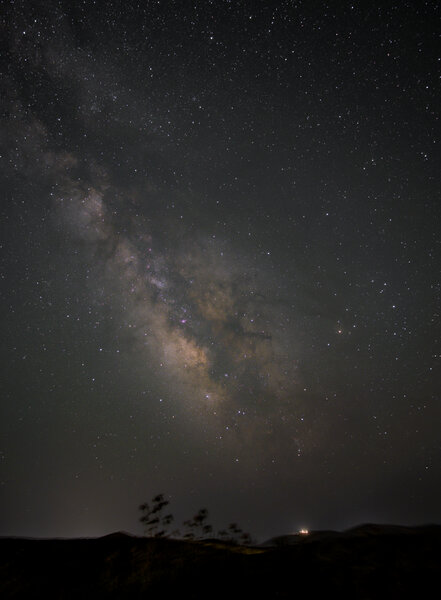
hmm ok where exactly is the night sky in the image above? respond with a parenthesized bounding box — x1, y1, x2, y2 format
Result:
(1, 0, 440, 541)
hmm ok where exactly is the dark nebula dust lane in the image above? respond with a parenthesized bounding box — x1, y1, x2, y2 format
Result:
(0, 1, 440, 540)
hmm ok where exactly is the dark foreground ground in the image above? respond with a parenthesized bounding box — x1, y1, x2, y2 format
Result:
(1, 524, 440, 599)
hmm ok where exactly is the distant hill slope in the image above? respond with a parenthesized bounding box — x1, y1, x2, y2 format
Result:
(1, 524, 441, 598)
(261, 522, 441, 546)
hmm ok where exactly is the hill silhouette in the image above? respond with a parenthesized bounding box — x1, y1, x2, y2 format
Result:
(1, 524, 440, 598)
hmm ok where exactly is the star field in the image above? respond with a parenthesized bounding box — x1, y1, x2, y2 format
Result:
(0, 0, 440, 540)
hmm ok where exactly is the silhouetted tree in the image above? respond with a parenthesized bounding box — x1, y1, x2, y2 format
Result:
(139, 493, 174, 538)
(240, 531, 253, 545)
(138, 494, 254, 544)
(218, 522, 254, 545)
(183, 508, 213, 539)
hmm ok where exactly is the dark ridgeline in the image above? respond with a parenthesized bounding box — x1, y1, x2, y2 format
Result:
(1, 524, 441, 598)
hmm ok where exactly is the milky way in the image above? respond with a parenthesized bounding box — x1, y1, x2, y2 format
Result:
(55, 163, 308, 453)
